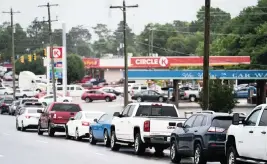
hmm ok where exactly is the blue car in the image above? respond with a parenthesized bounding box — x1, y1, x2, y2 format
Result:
(89, 113, 113, 147)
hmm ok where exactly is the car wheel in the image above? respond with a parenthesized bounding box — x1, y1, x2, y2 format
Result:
(48, 123, 55, 137)
(89, 128, 96, 145)
(21, 121, 26, 132)
(75, 128, 81, 141)
(170, 140, 181, 163)
(227, 146, 239, 164)
(110, 131, 120, 151)
(65, 126, 70, 139)
(158, 97, 164, 102)
(4, 92, 7, 95)
(136, 97, 142, 102)
(85, 97, 92, 103)
(105, 97, 111, 102)
(104, 130, 110, 147)
(193, 143, 207, 164)
(190, 95, 196, 102)
(37, 122, 43, 135)
(16, 121, 20, 131)
(63, 100, 68, 102)
(23, 94, 27, 98)
(134, 133, 146, 155)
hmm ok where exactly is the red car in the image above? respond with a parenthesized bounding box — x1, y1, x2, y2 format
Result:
(81, 90, 116, 103)
(37, 102, 82, 137)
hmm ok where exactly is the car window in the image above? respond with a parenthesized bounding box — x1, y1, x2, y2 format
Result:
(70, 87, 75, 90)
(135, 105, 178, 117)
(51, 104, 81, 112)
(22, 99, 38, 104)
(57, 87, 63, 91)
(141, 86, 147, 90)
(132, 87, 139, 90)
(127, 105, 136, 117)
(44, 96, 53, 99)
(98, 114, 112, 122)
(148, 91, 158, 96)
(74, 112, 82, 120)
(76, 87, 82, 90)
(184, 115, 197, 128)
(4, 99, 13, 104)
(259, 107, 267, 126)
(201, 116, 207, 126)
(212, 116, 233, 129)
(246, 108, 261, 126)
(122, 105, 131, 116)
(192, 115, 204, 127)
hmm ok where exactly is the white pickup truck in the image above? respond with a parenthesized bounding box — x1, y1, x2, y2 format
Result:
(110, 102, 186, 155)
(226, 104, 267, 163)
(184, 89, 200, 102)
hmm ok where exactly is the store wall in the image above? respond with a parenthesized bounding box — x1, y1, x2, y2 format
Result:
(104, 69, 123, 82)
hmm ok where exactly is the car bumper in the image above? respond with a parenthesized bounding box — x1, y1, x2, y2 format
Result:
(79, 126, 89, 137)
(143, 135, 171, 147)
(24, 118, 39, 128)
(203, 142, 225, 160)
(50, 123, 66, 132)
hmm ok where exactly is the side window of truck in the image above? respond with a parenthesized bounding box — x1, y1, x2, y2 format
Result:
(127, 105, 136, 117)
(259, 107, 267, 126)
(122, 105, 131, 117)
(246, 109, 261, 126)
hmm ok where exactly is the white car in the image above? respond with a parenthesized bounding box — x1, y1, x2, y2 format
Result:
(38, 94, 72, 105)
(0, 87, 13, 95)
(15, 89, 36, 98)
(66, 111, 104, 140)
(16, 106, 44, 131)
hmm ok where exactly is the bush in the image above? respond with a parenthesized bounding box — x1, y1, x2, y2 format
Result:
(199, 79, 238, 113)
(67, 54, 85, 84)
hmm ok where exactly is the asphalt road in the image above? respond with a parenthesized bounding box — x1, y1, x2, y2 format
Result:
(0, 98, 241, 164)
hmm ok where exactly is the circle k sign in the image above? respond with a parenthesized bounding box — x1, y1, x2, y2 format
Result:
(133, 57, 169, 67)
(50, 47, 63, 59)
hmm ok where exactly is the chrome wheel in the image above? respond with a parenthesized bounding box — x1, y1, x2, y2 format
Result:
(190, 96, 196, 102)
(111, 133, 115, 147)
(137, 97, 142, 102)
(170, 143, 176, 160)
(228, 152, 235, 164)
(104, 131, 108, 144)
(194, 147, 200, 164)
(75, 129, 79, 140)
(159, 97, 163, 102)
(134, 136, 139, 151)
(89, 130, 93, 142)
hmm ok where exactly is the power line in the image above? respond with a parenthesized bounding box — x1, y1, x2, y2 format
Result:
(2, 8, 20, 99)
(38, 2, 59, 102)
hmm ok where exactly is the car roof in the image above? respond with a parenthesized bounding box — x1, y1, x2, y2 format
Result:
(52, 102, 79, 105)
(128, 102, 175, 107)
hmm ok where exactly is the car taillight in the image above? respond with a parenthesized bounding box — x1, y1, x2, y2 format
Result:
(82, 121, 90, 126)
(25, 116, 31, 119)
(2, 103, 6, 106)
(208, 127, 225, 133)
(143, 120, 150, 132)
(184, 92, 186, 96)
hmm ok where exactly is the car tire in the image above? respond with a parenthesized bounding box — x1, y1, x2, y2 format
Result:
(63, 100, 68, 102)
(104, 129, 110, 147)
(48, 123, 55, 137)
(110, 130, 120, 151)
(16, 121, 20, 131)
(193, 143, 207, 164)
(134, 133, 146, 155)
(105, 97, 111, 102)
(37, 122, 43, 135)
(21, 121, 26, 132)
(189, 95, 197, 102)
(85, 97, 92, 103)
(170, 139, 181, 163)
(89, 128, 97, 145)
(158, 97, 164, 102)
(227, 146, 240, 164)
(4, 92, 7, 95)
(23, 94, 27, 98)
(65, 126, 70, 139)
(75, 128, 82, 141)
(137, 97, 142, 102)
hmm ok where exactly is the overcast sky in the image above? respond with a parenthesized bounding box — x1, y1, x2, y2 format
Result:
(0, 0, 258, 36)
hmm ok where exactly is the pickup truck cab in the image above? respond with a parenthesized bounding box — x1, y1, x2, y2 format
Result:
(226, 104, 267, 164)
(37, 102, 82, 137)
(110, 102, 186, 155)
(184, 89, 200, 102)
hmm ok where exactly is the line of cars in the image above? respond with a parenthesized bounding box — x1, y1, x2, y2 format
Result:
(10, 99, 267, 164)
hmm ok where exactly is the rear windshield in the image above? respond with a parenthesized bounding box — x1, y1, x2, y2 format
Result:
(85, 113, 103, 119)
(135, 105, 178, 117)
(212, 117, 232, 129)
(27, 108, 41, 113)
(51, 104, 81, 112)
(4, 100, 13, 104)
(22, 99, 38, 104)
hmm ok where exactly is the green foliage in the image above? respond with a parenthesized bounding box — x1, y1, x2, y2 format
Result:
(67, 54, 85, 84)
(15, 55, 45, 75)
(199, 80, 238, 113)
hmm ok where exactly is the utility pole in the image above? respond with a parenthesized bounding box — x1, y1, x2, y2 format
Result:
(38, 3, 58, 102)
(203, 0, 211, 110)
(110, 0, 138, 107)
(150, 29, 154, 56)
(2, 8, 20, 99)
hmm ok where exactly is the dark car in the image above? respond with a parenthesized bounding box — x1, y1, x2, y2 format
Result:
(170, 113, 241, 164)
(0, 97, 14, 114)
(101, 88, 121, 96)
(131, 90, 168, 102)
(37, 102, 82, 137)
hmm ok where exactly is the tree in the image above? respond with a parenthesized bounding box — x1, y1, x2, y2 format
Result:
(15, 54, 45, 75)
(199, 80, 238, 113)
(67, 54, 85, 84)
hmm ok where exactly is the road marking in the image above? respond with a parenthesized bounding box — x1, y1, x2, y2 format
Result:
(2, 133, 10, 136)
(36, 140, 48, 144)
(95, 153, 105, 156)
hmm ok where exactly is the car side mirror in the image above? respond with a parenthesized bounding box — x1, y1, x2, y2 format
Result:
(69, 117, 74, 121)
(113, 112, 120, 117)
(232, 113, 240, 125)
(93, 118, 98, 122)
(37, 109, 43, 113)
(177, 123, 183, 128)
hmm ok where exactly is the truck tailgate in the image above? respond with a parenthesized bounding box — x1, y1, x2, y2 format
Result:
(149, 117, 186, 135)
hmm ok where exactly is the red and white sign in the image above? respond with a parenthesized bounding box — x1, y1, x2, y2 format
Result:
(50, 47, 63, 58)
(131, 56, 251, 68)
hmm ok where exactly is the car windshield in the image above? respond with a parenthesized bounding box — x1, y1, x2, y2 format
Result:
(4, 99, 13, 104)
(51, 104, 81, 112)
(212, 117, 233, 129)
(85, 113, 103, 119)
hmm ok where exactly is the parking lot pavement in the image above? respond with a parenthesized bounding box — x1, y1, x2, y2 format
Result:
(0, 115, 220, 164)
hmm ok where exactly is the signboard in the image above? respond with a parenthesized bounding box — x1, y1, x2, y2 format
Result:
(127, 70, 267, 80)
(82, 58, 100, 68)
(54, 62, 62, 67)
(49, 47, 63, 59)
(130, 56, 251, 67)
(50, 68, 62, 79)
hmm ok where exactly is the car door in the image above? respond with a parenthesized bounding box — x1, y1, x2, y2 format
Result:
(125, 105, 136, 141)
(189, 115, 205, 152)
(238, 106, 262, 158)
(68, 112, 80, 136)
(116, 105, 130, 139)
(94, 114, 108, 139)
(75, 86, 84, 97)
(96, 91, 105, 100)
(178, 115, 197, 154)
(257, 106, 267, 160)
(40, 105, 50, 128)
(148, 90, 159, 101)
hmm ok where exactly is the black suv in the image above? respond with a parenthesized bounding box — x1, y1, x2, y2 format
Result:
(170, 113, 237, 164)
